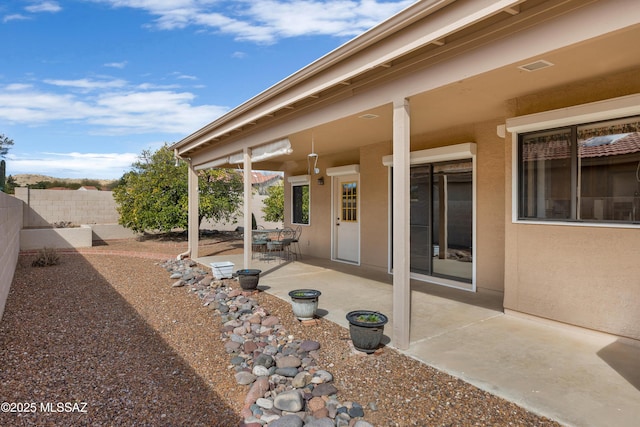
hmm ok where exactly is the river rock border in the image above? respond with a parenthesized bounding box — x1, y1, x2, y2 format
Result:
(160, 259, 374, 427)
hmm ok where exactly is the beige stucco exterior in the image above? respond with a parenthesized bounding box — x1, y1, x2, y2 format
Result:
(173, 0, 640, 346)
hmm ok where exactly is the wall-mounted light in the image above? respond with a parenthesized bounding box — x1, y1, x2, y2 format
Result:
(317, 176, 324, 185)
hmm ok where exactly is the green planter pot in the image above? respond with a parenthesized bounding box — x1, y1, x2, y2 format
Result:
(288, 289, 321, 320)
(346, 310, 388, 353)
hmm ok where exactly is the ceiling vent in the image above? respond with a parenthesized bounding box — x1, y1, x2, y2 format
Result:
(518, 60, 554, 72)
(359, 113, 379, 120)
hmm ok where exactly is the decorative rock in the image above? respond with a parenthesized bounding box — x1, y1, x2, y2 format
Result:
(299, 340, 321, 352)
(162, 259, 383, 426)
(307, 396, 326, 412)
(224, 341, 241, 352)
(262, 315, 280, 326)
(312, 383, 338, 397)
(255, 397, 274, 410)
(252, 365, 269, 377)
(267, 414, 304, 427)
(311, 370, 333, 384)
(305, 417, 334, 427)
(273, 390, 304, 412)
(276, 355, 301, 368)
(292, 371, 312, 388)
(275, 367, 299, 377)
(235, 371, 256, 385)
(260, 413, 280, 423)
(244, 376, 270, 407)
(348, 402, 365, 418)
(254, 353, 275, 368)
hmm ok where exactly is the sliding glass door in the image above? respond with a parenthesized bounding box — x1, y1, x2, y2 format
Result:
(409, 160, 473, 283)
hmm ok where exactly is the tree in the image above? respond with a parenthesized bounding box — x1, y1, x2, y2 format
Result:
(262, 181, 284, 222)
(113, 144, 244, 233)
(0, 134, 14, 158)
(3, 175, 17, 194)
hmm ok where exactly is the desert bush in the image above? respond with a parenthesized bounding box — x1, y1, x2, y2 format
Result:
(31, 247, 60, 267)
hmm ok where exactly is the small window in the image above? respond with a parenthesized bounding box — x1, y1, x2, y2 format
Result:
(288, 175, 310, 225)
(518, 116, 640, 223)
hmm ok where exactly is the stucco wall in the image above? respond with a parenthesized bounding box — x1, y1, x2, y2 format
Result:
(359, 141, 392, 270)
(503, 70, 640, 340)
(0, 192, 23, 320)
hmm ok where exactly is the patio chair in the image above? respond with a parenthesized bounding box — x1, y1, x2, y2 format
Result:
(265, 229, 285, 261)
(290, 225, 302, 260)
(280, 227, 297, 260)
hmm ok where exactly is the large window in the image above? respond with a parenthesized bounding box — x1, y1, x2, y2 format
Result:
(519, 116, 640, 223)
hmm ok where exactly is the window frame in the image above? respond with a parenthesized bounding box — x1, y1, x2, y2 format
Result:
(507, 93, 640, 228)
(287, 175, 310, 226)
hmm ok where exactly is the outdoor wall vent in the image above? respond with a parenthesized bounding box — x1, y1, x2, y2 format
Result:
(359, 113, 379, 119)
(518, 60, 554, 72)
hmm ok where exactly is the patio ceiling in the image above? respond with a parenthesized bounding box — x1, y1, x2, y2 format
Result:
(276, 23, 640, 169)
(174, 0, 640, 172)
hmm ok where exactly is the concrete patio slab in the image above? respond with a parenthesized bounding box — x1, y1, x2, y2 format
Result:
(196, 254, 640, 427)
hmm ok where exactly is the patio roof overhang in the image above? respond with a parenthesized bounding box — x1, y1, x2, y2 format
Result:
(171, 0, 640, 171)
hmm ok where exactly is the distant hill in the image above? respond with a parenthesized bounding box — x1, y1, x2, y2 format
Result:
(12, 174, 117, 188)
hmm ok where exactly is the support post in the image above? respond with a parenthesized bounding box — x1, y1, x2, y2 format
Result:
(243, 148, 253, 269)
(188, 162, 199, 259)
(392, 98, 411, 350)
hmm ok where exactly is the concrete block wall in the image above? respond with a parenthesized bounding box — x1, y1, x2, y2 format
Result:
(14, 188, 120, 227)
(0, 192, 23, 320)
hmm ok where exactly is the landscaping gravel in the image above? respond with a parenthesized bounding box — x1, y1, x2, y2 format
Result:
(0, 236, 562, 426)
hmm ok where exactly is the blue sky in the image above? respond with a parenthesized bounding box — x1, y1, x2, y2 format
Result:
(0, 0, 413, 179)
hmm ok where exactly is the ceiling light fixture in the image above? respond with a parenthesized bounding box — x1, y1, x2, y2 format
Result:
(308, 134, 320, 175)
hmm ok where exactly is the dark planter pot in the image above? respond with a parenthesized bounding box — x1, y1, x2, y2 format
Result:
(236, 269, 262, 290)
(346, 310, 388, 354)
(288, 289, 321, 320)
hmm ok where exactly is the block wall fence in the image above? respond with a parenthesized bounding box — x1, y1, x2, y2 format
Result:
(0, 192, 23, 320)
(14, 188, 120, 227)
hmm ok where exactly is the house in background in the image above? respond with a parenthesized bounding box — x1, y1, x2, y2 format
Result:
(173, 0, 640, 349)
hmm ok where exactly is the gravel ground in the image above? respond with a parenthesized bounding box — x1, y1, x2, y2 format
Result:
(0, 235, 562, 426)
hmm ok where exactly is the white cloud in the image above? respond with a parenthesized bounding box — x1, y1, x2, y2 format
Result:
(0, 80, 229, 135)
(3, 14, 30, 23)
(7, 151, 139, 179)
(93, 0, 414, 43)
(25, 1, 62, 13)
(104, 61, 128, 69)
(44, 78, 129, 90)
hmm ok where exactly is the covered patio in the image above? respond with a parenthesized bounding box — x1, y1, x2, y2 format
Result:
(197, 252, 640, 427)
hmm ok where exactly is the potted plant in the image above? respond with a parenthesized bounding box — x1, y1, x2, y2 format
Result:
(288, 289, 321, 320)
(345, 310, 388, 353)
(235, 269, 262, 291)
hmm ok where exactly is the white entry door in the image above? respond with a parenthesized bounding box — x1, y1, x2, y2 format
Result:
(333, 174, 360, 264)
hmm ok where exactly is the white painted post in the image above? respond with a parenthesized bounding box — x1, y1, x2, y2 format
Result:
(188, 162, 199, 259)
(392, 98, 411, 350)
(243, 148, 253, 269)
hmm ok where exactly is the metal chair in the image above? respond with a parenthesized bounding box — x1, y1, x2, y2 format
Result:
(280, 227, 297, 260)
(290, 225, 303, 259)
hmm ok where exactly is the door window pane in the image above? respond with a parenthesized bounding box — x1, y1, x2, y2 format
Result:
(341, 182, 357, 222)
